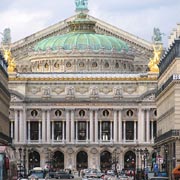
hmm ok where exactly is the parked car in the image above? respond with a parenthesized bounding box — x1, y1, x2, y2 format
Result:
(54, 171, 74, 179)
(149, 177, 168, 180)
(107, 170, 115, 176)
(28, 167, 47, 180)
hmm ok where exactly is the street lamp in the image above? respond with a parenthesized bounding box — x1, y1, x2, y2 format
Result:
(18, 147, 22, 179)
(164, 145, 168, 176)
(139, 148, 149, 180)
(23, 148, 27, 178)
(112, 149, 119, 176)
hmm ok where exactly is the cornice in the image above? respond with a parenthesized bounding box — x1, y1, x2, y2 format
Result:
(9, 76, 157, 82)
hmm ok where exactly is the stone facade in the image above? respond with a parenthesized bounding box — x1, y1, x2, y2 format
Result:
(8, 4, 158, 173)
(0, 51, 10, 145)
(156, 38, 180, 178)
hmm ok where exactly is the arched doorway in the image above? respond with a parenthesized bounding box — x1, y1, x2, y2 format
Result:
(76, 151, 88, 171)
(124, 151, 136, 170)
(28, 151, 40, 170)
(52, 151, 64, 170)
(100, 151, 111, 171)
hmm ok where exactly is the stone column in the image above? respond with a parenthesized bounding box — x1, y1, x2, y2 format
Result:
(47, 110, 51, 143)
(110, 121, 113, 141)
(71, 110, 75, 143)
(42, 110, 46, 143)
(14, 110, 18, 143)
(146, 109, 150, 142)
(11, 121, 14, 139)
(100, 121, 102, 141)
(90, 110, 93, 143)
(151, 121, 154, 141)
(52, 121, 54, 142)
(66, 109, 70, 143)
(123, 121, 126, 142)
(86, 121, 89, 141)
(113, 110, 117, 142)
(38, 121, 41, 143)
(76, 121, 78, 142)
(95, 110, 98, 143)
(28, 121, 30, 142)
(118, 110, 122, 143)
(23, 107, 27, 143)
(19, 110, 24, 143)
(138, 107, 145, 143)
(134, 121, 137, 142)
(62, 121, 65, 141)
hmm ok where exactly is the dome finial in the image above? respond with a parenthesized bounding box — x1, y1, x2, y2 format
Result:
(75, 0, 89, 13)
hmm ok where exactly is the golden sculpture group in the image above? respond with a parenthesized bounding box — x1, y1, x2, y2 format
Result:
(148, 43, 163, 73)
(2, 47, 16, 73)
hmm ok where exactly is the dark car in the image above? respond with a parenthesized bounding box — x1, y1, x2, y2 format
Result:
(54, 171, 74, 179)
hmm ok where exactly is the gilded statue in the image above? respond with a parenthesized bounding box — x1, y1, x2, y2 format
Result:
(2, 46, 16, 73)
(148, 44, 163, 73)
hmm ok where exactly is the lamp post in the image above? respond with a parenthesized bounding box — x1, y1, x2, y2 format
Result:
(23, 148, 27, 178)
(18, 147, 22, 179)
(164, 145, 168, 177)
(138, 148, 149, 180)
(112, 149, 119, 177)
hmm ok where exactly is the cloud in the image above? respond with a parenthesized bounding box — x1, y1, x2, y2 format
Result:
(0, 0, 179, 47)
(0, 9, 52, 42)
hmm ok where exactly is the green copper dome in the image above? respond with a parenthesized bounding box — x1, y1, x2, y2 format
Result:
(34, 13, 128, 52)
(34, 32, 128, 52)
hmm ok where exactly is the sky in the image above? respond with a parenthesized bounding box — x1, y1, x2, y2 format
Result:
(0, 0, 180, 47)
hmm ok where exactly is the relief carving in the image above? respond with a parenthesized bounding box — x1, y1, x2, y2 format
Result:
(113, 87, 123, 98)
(52, 87, 65, 95)
(42, 87, 51, 97)
(76, 86, 88, 94)
(29, 86, 41, 95)
(123, 85, 137, 94)
(100, 86, 112, 94)
(90, 86, 99, 98)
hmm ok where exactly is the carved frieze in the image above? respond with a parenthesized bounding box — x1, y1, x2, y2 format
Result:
(99, 86, 112, 94)
(41, 87, 51, 97)
(52, 87, 65, 95)
(123, 85, 137, 94)
(76, 86, 89, 94)
(28, 86, 41, 95)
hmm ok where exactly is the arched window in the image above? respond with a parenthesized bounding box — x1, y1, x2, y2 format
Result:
(127, 110, 133, 117)
(28, 151, 40, 170)
(100, 151, 111, 170)
(103, 110, 109, 117)
(52, 151, 64, 170)
(31, 110, 38, 117)
(79, 110, 85, 117)
(124, 151, 136, 169)
(76, 151, 88, 170)
(55, 110, 62, 117)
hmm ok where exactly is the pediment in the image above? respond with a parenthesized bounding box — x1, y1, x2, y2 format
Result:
(12, 14, 152, 53)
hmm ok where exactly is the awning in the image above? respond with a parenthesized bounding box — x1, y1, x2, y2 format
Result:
(172, 164, 180, 175)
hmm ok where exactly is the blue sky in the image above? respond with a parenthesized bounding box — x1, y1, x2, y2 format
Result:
(0, 0, 180, 46)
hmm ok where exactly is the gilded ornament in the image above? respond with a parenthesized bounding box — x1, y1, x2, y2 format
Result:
(2, 46, 16, 73)
(148, 44, 163, 73)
